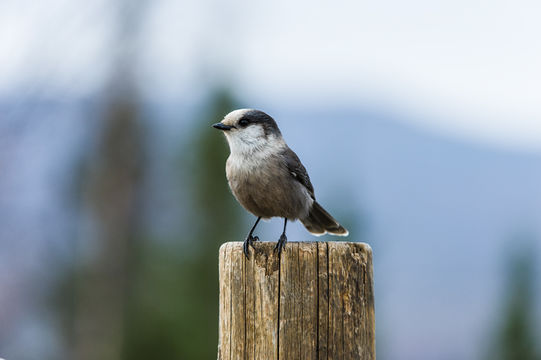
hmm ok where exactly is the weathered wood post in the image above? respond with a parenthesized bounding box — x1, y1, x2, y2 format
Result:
(218, 241, 375, 359)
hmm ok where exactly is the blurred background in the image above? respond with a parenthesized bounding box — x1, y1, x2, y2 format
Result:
(1, 0, 540, 359)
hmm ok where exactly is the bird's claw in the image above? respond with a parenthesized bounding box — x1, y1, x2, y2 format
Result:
(243, 235, 259, 259)
(274, 234, 287, 255)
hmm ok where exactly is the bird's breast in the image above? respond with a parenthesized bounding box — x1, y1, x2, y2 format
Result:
(225, 153, 312, 219)
(226, 153, 271, 195)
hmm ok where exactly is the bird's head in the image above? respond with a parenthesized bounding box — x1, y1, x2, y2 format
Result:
(213, 109, 283, 155)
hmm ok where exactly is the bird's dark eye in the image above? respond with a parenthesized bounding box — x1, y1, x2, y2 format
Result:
(238, 119, 249, 127)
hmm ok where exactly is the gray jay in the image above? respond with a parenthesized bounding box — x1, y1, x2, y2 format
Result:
(213, 109, 348, 258)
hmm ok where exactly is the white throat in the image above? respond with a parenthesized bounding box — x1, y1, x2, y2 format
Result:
(225, 126, 285, 158)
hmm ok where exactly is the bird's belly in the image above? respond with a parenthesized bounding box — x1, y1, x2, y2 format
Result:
(226, 156, 311, 219)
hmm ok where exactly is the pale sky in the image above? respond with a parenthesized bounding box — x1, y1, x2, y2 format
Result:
(1, 0, 541, 151)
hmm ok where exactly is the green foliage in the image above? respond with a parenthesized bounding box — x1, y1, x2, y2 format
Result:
(489, 242, 540, 360)
(123, 88, 242, 360)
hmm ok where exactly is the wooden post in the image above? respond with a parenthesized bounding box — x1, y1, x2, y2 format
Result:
(218, 241, 375, 360)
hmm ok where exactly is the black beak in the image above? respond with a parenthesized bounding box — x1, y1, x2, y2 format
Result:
(212, 123, 233, 131)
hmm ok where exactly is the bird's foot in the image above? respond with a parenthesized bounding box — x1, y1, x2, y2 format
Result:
(243, 235, 259, 259)
(274, 233, 287, 255)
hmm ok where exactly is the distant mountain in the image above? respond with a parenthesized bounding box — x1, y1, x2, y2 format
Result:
(1, 99, 540, 360)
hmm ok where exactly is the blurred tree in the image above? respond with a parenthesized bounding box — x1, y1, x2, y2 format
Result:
(70, 99, 145, 360)
(123, 88, 242, 360)
(488, 240, 540, 360)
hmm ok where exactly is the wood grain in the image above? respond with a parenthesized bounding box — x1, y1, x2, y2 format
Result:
(218, 241, 375, 360)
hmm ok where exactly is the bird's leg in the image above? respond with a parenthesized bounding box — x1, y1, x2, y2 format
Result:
(243, 216, 262, 259)
(274, 218, 288, 255)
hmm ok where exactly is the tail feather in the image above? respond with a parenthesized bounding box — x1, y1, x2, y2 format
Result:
(301, 201, 349, 236)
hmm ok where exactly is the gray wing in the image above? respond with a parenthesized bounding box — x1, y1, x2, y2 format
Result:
(281, 147, 315, 199)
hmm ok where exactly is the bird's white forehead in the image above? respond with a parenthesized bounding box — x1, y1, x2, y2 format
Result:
(222, 108, 254, 126)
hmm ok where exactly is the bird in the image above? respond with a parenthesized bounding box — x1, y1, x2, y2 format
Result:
(213, 109, 348, 258)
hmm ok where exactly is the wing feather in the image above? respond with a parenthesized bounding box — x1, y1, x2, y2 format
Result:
(281, 147, 315, 199)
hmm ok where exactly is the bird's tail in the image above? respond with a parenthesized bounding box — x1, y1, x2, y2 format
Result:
(301, 201, 349, 237)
